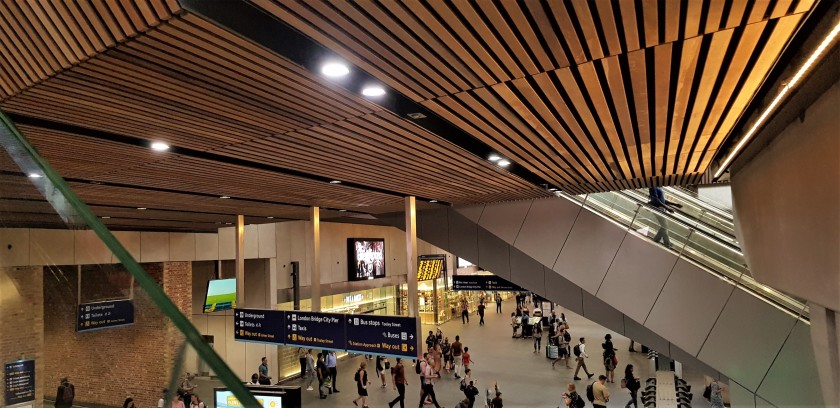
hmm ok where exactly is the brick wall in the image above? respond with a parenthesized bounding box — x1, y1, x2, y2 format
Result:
(0, 266, 45, 408)
(43, 262, 192, 408)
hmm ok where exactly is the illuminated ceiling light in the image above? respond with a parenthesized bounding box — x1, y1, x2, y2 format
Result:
(429, 199, 438, 203)
(361, 86, 386, 97)
(220, 195, 231, 199)
(321, 62, 349, 77)
(329, 180, 342, 184)
(101, 216, 111, 219)
(27, 173, 42, 178)
(338, 209, 347, 212)
(225, 222, 233, 225)
(714, 18, 840, 179)
(498, 159, 511, 167)
(137, 207, 147, 210)
(548, 188, 558, 192)
(150, 142, 170, 151)
(488, 154, 501, 162)
(267, 216, 275, 219)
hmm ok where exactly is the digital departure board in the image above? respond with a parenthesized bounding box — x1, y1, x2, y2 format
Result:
(417, 255, 446, 281)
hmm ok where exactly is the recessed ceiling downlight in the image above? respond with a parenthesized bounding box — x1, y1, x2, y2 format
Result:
(321, 62, 350, 77)
(361, 86, 386, 97)
(498, 159, 511, 167)
(151, 142, 170, 151)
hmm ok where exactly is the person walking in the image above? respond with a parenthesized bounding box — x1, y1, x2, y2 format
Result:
(451, 335, 464, 379)
(55, 377, 75, 408)
(592, 375, 610, 408)
(316, 353, 329, 399)
(189, 394, 205, 408)
(648, 186, 682, 249)
(388, 358, 408, 408)
(461, 299, 469, 324)
(708, 379, 726, 408)
(561, 383, 585, 408)
(462, 347, 473, 371)
(304, 349, 316, 391)
(352, 361, 369, 408)
(533, 320, 543, 353)
(495, 293, 502, 313)
(573, 337, 595, 380)
(477, 302, 486, 325)
(441, 337, 452, 373)
(552, 327, 572, 369)
(180, 373, 197, 402)
(297, 347, 307, 378)
(463, 378, 480, 408)
(602, 334, 618, 383)
(326, 350, 340, 393)
(258, 357, 272, 385)
(418, 353, 444, 408)
(426, 330, 437, 351)
(623, 364, 640, 408)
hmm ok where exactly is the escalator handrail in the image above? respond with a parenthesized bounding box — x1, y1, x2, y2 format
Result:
(666, 186, 734, 220)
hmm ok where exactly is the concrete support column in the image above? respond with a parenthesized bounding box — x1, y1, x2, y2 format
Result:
(405, 196, 421, 357)
(809, 303, 840, 407)
(235, 214, 245, 307)
(310, 207, 321, 312)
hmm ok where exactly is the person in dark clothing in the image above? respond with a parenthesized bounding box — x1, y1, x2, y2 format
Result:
(624, 364, 640, 408)
(648, 187, 682, 249)
(388, 358, 407, 408)
(55, 377, 75, 408)
(316, 353, 329, 399)
(495, 294, 502, 313)
(418, 354, 443, 408)
(463, 380, 480, 408)
(477, 303, 486, 325)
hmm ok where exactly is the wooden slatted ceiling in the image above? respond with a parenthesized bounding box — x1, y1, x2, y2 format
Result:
(258, 0, 812, 192)
(0, 0, 181, 99)
(0, 10, 547, 205)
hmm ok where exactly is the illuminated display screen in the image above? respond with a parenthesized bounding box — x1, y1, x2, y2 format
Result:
(417, 255, 446, 281)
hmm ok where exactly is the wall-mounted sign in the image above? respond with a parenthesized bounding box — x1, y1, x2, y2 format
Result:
(234, 309, 286, 345)
(77, 299, 134, 332)
(452, 275, 523, 292)
(417, 255, 446, 281)
(343, 294, 364, 303)
(346, 314, 418, 358)
(284, 311, 346, 350)
(4, 359, 35, 406)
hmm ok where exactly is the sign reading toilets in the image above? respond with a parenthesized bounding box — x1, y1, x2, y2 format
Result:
(346, 314, 418, 358)
(284, 311, 346, 350)
(234, 309, 286, 345)
(77, 299, 135, 332)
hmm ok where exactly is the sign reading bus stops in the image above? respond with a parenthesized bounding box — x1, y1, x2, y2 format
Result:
(452, 275, 523, 292)
(346, 315, 418, 358)
(77, 299, 135, 332)
(284, 311, 346, 350)
(234, 309, 285, 345)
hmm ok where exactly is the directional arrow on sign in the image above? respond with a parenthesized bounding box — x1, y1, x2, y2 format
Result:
(410, 334, 414, 339)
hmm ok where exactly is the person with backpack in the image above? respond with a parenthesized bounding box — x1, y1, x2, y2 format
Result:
(352, 361, 370, 408)
(602, 334, 617, 383)
(552, 327, 572, 369)
(562, 383, 586, 408)
(590, 375, 609, 408)
(418, 353, 443, 408)
(55, 377, 75, 408)
(533, 319, 543, 353)
(573, 337, 595, 380)
(462, 375, 479, 408)
(622, 364, 640, 408)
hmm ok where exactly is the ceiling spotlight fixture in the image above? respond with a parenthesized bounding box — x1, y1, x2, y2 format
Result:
(361, 86, 386, 97)
(488, 154, 501, 162)
(267, 216, 275, 219)
(429, 199, 438, 203)
(714, 18, 840, 179)
(329, 180, 341, 184)
(137, 207, 147, 210)
(338, 209, 347, 212)
(321, 62, 350, 77)
(101, 216, 111, 219)
(407, 112, 426, 119)
(150, 141, 170, 151)
(548, 188, 558, 192)
(27, 173, 42, 178)
(498, 159, 511, 167)
(225, 222, 232, 225)
(220, 195, 231, 199)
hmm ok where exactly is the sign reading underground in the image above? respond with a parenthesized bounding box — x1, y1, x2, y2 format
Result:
(234, 308, 285, 345)
(346, 315, 418, 358)
(285, 311, 346, 350)
(77, 299, 135, 332)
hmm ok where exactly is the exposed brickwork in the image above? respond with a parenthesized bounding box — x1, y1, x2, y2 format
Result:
(43, 262, 192, 408)
(0, 266, 45, 408)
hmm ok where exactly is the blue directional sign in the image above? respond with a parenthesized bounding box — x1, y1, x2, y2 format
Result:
(77, 299, 135, 332)
(452, 275, 523, 291)
(4, 359, 35, 406)
(234, 309, 286, 345)
(284, 311, 346, 350)
(346, 314, 419, 358)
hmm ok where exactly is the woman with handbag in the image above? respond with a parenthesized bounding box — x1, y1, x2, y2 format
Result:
(622, 364, 640, 408)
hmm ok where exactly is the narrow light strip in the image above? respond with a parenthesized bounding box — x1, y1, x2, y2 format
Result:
(715, 18, 840, 179)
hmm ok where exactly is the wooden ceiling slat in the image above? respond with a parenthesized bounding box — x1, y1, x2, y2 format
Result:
(676, 29, 733, 173)
(474, 1, 539, 74)
(29, 1, 81, 63)
(90, 1, 128, 42)
(0, 26, 34, 88)
(594, 0, 623, 56)
(667, 36, 703, 174)
(683, 0, 703, 38)
(455, 0, 526, 79)
(794, 0, 817, 14)
(696, 13, 804, 172)
(704, 0, 726, 33)
(770, 0, 796, 19)
(523, 0, 570, 71)
(653, 44, 673, 175)
(75, 0, 118, 47)
(725, 1, 751, 30)
(602, 55, 643, 179)
(618, 0, 640, 51)
(642, 0, 659, 48)
(664, 0, 681, 43)
(626, 48, 652, 178)
(577, 62, 632, 179)
(55, 1, 97, 56)
(500, 0, 554, 72)
(572, 1, 605, 60)
(747, 1, 774, 25)
(104, 0, 139, 36)
(0, 12, 47, 80)
(340, 1, 472, 93)
(547, 1, 587, 64)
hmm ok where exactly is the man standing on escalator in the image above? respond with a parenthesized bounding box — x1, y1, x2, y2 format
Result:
(648, 186, 682, 249)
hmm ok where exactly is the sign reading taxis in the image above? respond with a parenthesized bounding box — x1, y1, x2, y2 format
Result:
(284, 311, 346, 350)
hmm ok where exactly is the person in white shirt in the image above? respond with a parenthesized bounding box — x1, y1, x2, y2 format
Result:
(573, 337, 595, 380)
(418, 354, 442, 408)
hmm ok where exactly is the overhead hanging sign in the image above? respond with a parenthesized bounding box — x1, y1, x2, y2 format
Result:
(452, 275, 523, 292)
(4, 359, 35, 406)
(417, 254, 446, 281)
(346, 314, 418, 358)
(234, 309, 286, 345)
(77, 299, 135, 332)
(284, 311, 346, 350)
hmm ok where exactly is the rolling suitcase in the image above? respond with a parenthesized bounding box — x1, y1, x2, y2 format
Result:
(546, 345, 559, 359)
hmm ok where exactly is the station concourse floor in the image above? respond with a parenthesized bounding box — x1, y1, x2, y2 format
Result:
(198, 299, 707, 407)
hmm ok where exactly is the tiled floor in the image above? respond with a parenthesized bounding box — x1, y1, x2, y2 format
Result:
(208, 299, 708, 408)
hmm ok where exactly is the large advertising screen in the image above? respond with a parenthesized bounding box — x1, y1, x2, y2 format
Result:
(204, 278, 237, 313)
(214, 390, 282, 408)
(347, 238, 385, 281)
